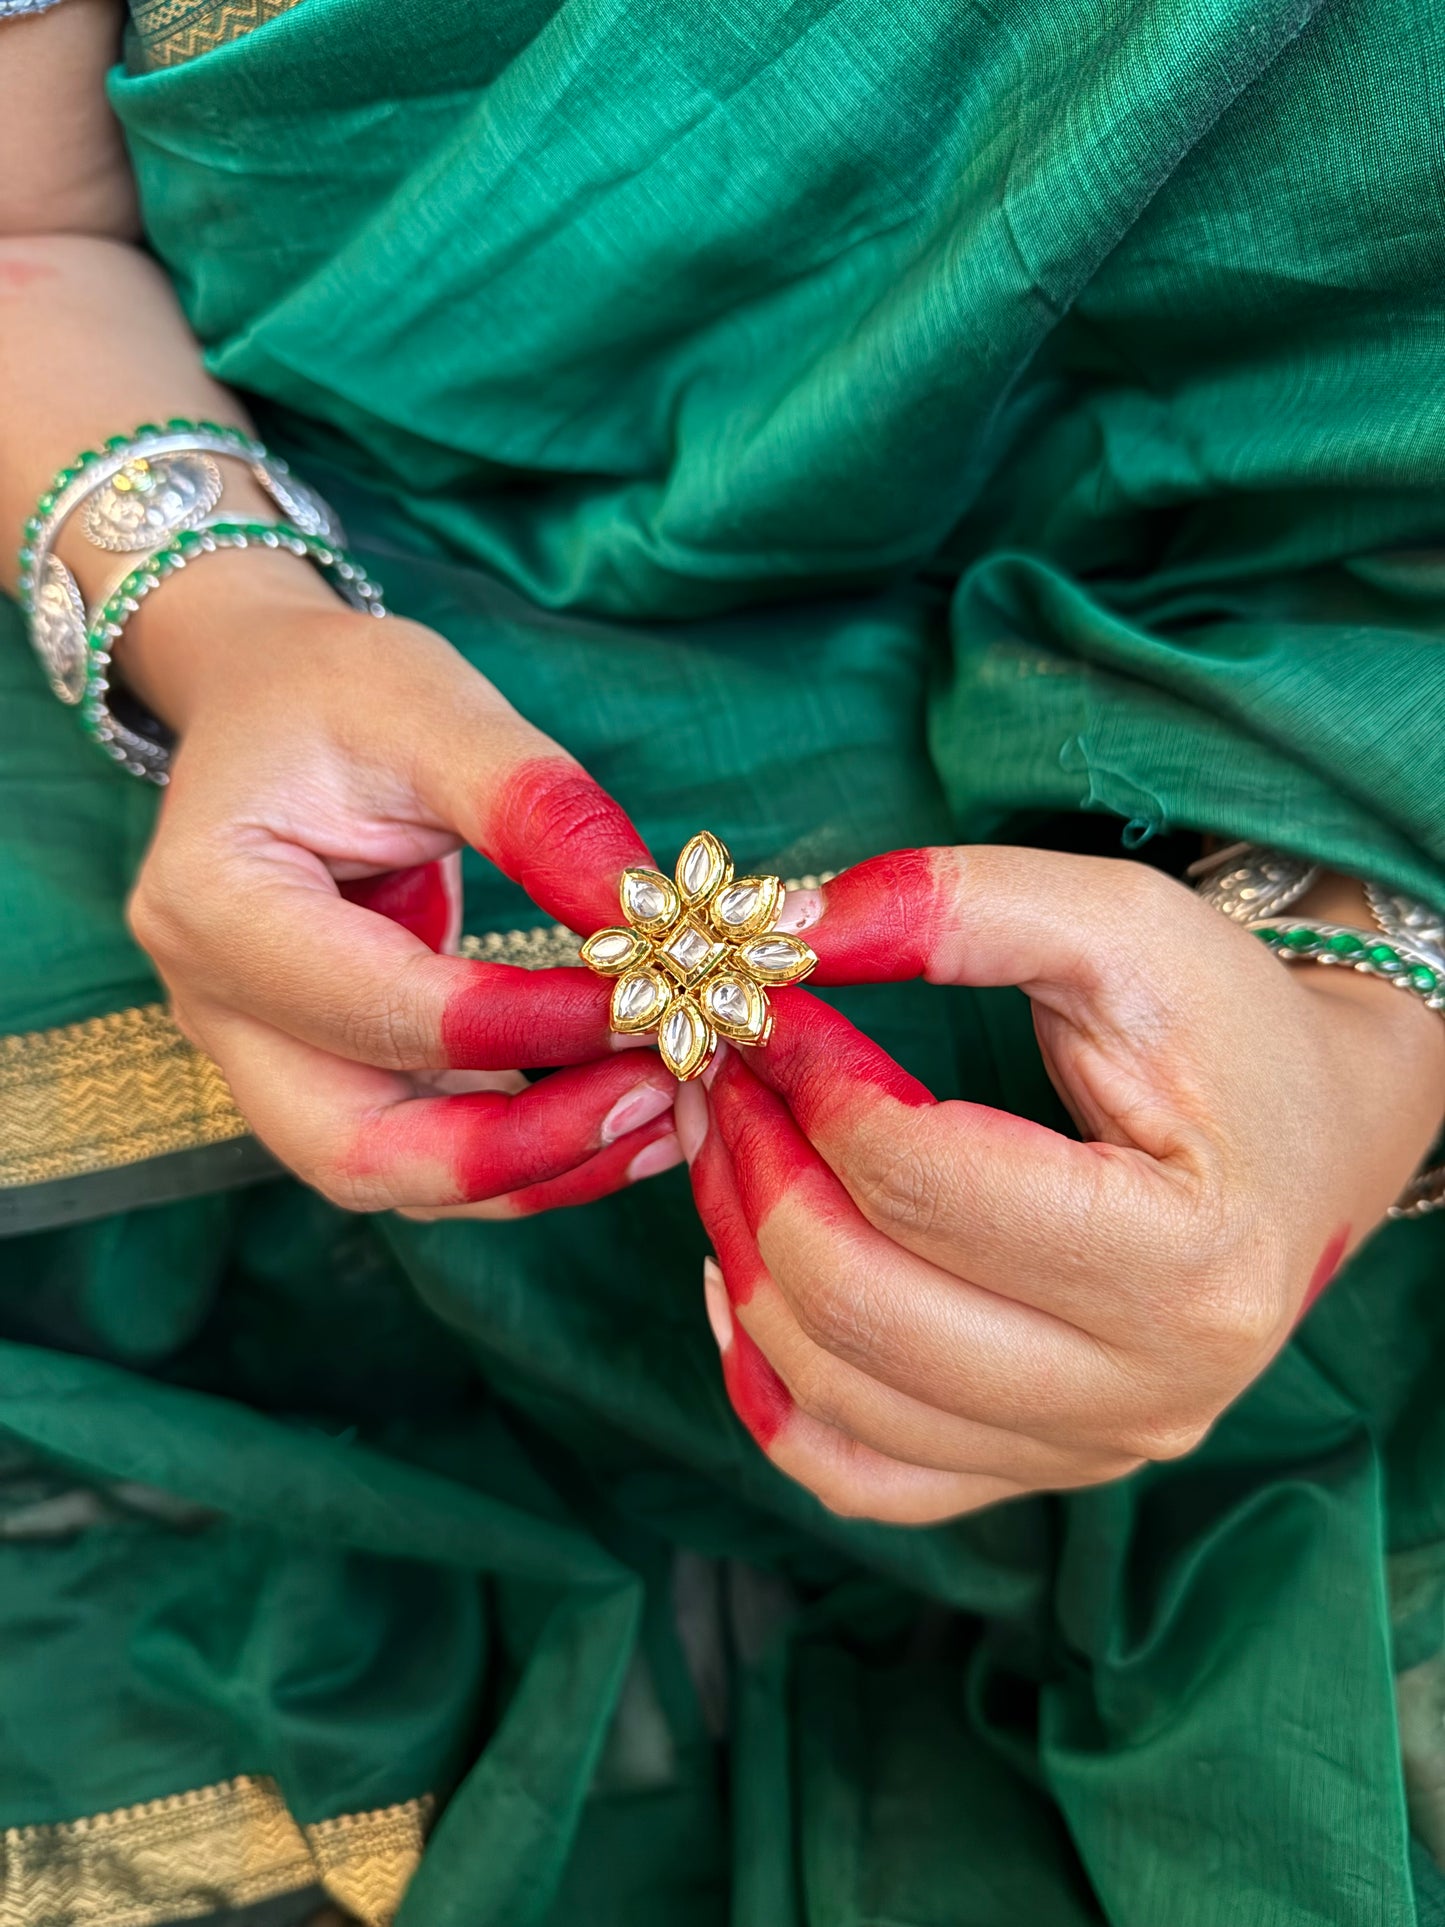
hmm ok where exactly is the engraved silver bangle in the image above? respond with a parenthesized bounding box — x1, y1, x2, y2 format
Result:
(20, 423, 339, 713)
(1191, 841, 1445, 1218)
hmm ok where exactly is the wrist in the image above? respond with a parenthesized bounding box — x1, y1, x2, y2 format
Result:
(117, 547, 364, 731)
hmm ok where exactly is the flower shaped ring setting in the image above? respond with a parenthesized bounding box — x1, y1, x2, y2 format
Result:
(580, 832, 817, 1079)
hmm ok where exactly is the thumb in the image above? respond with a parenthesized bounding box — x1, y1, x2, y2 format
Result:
(788, 844, 1223, 1001)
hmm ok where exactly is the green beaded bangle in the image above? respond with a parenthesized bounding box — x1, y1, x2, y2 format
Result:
(1251, 919, 1445, 1013)
(82, 518, 386, 785)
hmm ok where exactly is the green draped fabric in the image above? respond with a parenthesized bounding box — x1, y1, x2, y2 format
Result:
(3, 0, 1445, 1920)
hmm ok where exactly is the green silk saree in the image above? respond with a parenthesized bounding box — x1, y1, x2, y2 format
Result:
(4, 0, 1445, 1920)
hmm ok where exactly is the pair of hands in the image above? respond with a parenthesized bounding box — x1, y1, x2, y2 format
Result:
(126, 594, 1445, 1523)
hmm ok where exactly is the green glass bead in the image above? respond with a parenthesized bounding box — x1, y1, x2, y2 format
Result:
(165, 417, 196, 432)
(105, 433, 131, 451)
(1366, 944, 1402, 971)
(1282, 926, 1316, 951)
(174, 529, 205, 555)
(36, 493, 55, 514)
(76, 451, 100, 469)
(17, 547, 34, 568)
(1325, 931, 1364, 956)
(133, 422, 161, 438)
(197, 419, 223, 436)
(1408, 964, 1438, 994)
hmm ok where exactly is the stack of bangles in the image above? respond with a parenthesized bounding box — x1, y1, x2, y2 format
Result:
(16, 419, 386, 784)
(1192, 843, 1445, 1217)
(13, 428, 1444, 1215)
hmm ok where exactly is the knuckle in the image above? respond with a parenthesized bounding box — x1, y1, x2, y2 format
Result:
(785, 1352, 852, 1433)
(334, 977, 434, 1071)
(790, 1251, 878, 1363)
(853, 1137, 941, 1237)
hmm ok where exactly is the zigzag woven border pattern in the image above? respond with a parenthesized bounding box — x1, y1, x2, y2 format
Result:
(1, 1776, 433, 1927)
(128, 0, 305, 70)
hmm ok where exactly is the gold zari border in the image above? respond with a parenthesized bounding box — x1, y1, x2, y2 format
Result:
(0, 891, 831, 1190)
(0, 1775, 433, 1927)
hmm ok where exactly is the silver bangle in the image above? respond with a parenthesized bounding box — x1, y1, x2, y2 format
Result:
(80, 518, 386, 785)
(0, 0, 72, 16)
(1192, 842, 1445, 1218)
(20, 423, 338, 711)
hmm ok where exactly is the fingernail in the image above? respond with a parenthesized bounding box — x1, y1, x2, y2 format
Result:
(701, 1040, 728, 1090)
(674, 1080, 708, 1162)
(773, 887, 824, 934)
(702, 1258, 733, 1350)
(626, 1131, 683, 1182)
(602, 1081, 674, 1144)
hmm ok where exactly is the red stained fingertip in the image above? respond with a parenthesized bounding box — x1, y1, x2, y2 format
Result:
(705, 1048, 848, 1238)
(806, 848, 950, 984)
(341, 859, 455, 953)
(753, 989, 933, 1135)
(689, 1121, 770, 1308)
(506, 1111, 676, 1215)
(441, 964, 614, 1070)
(483, 755, 653, 932)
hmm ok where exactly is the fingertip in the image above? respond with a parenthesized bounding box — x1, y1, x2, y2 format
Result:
(773, 887, 824, 935)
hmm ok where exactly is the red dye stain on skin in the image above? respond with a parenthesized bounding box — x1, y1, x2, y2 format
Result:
(722, 1323, 793, 1448)
(707, 1049, 848, 1237)
(753, 989, 932, 1136)
(690, 1131, 770, 1307)
(1303, 1224, 1351, 1313)
(483, 756, 653, 933)
(441, 964, 614, 1070)
(507, 1113, 676, 1216)
(807, 848, 950, 985)
(349, 1057, 670, 1202)
(341, 860, 452, 952)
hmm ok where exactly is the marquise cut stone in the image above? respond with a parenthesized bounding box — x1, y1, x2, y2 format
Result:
(587, 932, 634, 966)
(662, 1005, 705, 1069)
(744, 938, 802, 972)
(682, 843, 715, 894)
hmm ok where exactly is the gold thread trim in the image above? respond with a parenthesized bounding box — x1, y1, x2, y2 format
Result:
(0, 882, 835, 1189)
(0, 1004, 248, 1189)
(128, 0, 306, 71)
(0, 1775, 433, 1927)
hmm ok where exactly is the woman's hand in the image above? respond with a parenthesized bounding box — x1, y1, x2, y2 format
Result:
(676, 847, 1445, 1523)
(124, 567, 681, 1218)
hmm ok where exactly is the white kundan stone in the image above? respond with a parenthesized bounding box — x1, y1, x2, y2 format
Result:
(588, 931, 634, 965)
(615, 975, 661, 1021)
(708, 980, 751, 1025)
(663, 1006, 699, 1062)
(624, 873, 670, 921)
(716, 882, 761, 926)
(682, 841, 715, 894)
(743, 937, 803, 973)
(665, 925, 713, 973)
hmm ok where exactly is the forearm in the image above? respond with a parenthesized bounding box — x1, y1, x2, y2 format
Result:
(0, 232, 341, 721)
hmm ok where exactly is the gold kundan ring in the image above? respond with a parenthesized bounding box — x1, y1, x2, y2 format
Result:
(580, 832, 818, 1079)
